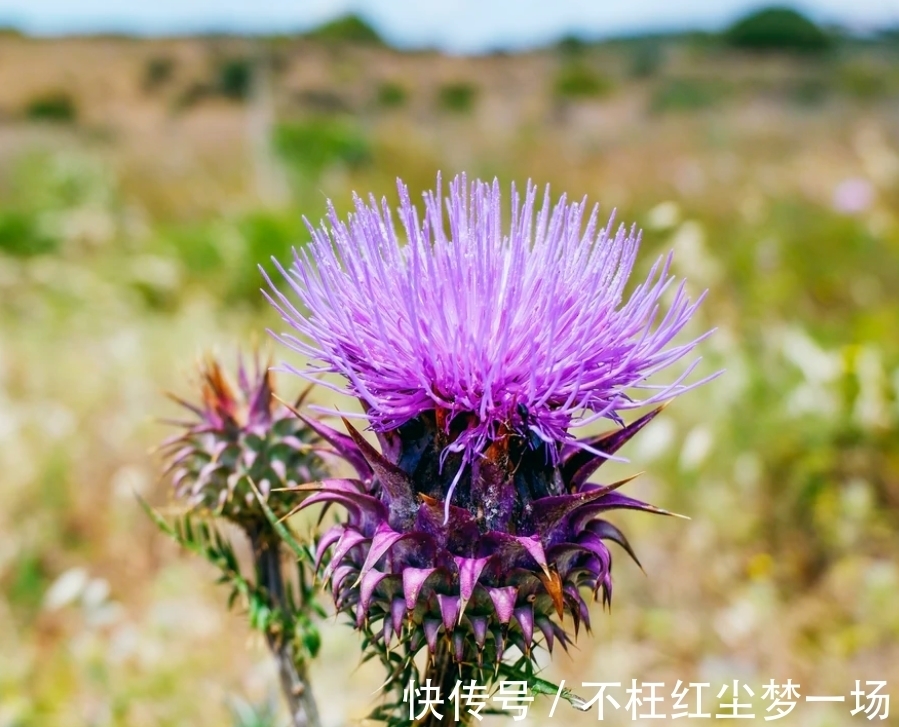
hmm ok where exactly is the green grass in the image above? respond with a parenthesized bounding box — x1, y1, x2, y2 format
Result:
(554, 63, 614, 99)
(650, 77, 729, 112)
(437, 82, 478, 113)
(0, 210, 57, 256)
(272, 118, 372, 175)
(376, 81, 407, 108)
(837, 61, 897, 101)
(24, 91, 77, 123)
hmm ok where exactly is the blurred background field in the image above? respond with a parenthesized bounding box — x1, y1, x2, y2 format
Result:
(1, 4, 899, 726)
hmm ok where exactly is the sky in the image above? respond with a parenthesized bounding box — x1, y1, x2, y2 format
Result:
(1, 0, 897, 54)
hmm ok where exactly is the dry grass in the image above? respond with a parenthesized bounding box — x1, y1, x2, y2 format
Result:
(0, 34, 898, 726)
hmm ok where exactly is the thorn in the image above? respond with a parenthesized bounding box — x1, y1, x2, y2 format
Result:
(273, 393, 303, 419)
(657, 508, 691, 520)
(293, 383, 316, 410)
(276, 502, 306, 524)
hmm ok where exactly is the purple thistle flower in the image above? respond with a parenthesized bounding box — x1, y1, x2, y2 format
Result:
(266, 175, 711, 509)
(264, 174, 715, 717)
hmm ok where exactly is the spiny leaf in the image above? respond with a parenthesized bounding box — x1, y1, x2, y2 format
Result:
(496, 663, 587, 710)
(137, 495, 252, 608)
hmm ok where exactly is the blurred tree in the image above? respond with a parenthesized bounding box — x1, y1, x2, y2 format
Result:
(143, 56, 176, 91)
(556, 34, 588, 56)
(725, 7, 832, 53)
(304, 14, 384, 45)
(217, 57, 254, 101)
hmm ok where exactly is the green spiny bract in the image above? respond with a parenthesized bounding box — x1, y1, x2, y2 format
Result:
(161, 354, 326, 526)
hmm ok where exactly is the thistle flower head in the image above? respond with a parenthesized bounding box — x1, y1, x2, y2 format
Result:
(161, 352, 326, 524)
(265, 175, 715, 695)
(267, 174, 711, 495)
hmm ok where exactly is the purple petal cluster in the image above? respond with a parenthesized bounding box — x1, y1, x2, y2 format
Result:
(265, 174, 710, 469)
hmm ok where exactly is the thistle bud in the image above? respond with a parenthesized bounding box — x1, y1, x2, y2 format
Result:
(161, 353, 326, 526)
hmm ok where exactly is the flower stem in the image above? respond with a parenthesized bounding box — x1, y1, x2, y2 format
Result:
(414, 640, 474, 727)
(250, 530, 321, 727)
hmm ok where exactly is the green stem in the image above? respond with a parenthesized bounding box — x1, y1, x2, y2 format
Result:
(250, 530, 321, 727)
(413, 640, 475, 727)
